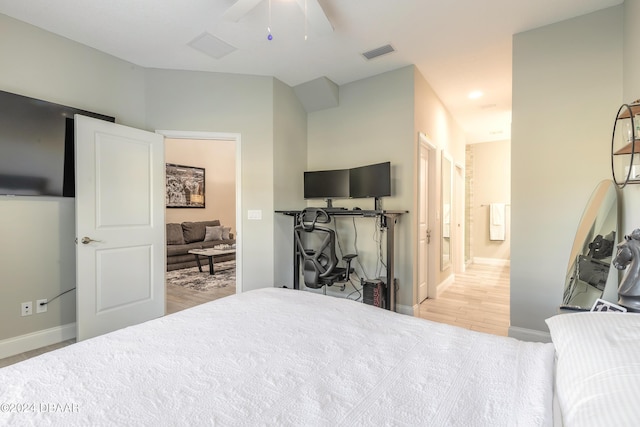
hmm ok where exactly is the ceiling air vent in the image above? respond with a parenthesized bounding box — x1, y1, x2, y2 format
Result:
(188, 32, 237, 59)
(362, 44, 395, 60)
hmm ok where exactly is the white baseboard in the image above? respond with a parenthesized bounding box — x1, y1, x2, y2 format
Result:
(508, 326, 551, 343)
(436, 274, 455, 297)
(473, 257, 511, 267)
(0, 323, 76, 360)
(396, 303, 417, 316)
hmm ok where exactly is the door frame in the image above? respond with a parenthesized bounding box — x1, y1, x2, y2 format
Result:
(417, 132, 437, 306)
(454, 162, 465, 275)
(157, 130, 243, 293)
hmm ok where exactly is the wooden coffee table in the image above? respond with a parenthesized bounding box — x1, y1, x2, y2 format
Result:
(188, 248, 236, 275)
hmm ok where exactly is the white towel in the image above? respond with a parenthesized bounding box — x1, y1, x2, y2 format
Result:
(490, 203, 505, 241)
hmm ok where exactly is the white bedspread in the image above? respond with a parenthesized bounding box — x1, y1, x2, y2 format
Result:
(1, 288, 555, 426)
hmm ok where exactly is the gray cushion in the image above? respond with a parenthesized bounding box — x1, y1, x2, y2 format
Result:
(222, 226, 231, 240)
(182, 220, 220, 243)
(204, 226, 223, 241)
(166, 223, 185, 245)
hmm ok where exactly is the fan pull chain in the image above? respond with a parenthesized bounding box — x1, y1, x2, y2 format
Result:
(267, 0, 273, 40)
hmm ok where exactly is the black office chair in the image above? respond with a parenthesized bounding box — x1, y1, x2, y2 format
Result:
(294, 208, 357, 290)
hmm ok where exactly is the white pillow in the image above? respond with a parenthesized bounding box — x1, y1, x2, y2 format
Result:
(546, 312, 640, 426)
(204, 225, 222, 241)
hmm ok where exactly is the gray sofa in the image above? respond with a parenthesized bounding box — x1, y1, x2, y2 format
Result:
(166, 220, 236, 271)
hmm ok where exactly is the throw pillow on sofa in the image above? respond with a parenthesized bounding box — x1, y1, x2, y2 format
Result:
(182, 220, 221, 243)
(222, 227, 231, 240)
(204, 226, 223, 241)
(166, 223, 185, 245)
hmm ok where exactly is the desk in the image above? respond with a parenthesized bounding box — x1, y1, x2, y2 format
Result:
(276, 209, 407, 312)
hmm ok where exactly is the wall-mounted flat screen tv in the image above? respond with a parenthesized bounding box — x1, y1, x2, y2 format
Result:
(303, 169, 350, 200)
(0, 90, 115, 197)
(349, 161, 391, 198)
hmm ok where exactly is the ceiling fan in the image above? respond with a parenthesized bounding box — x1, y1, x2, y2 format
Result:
(222, 0, 334, 37)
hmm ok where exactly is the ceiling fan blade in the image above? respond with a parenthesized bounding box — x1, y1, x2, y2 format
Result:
(223, 0, 264, 23)
(295, 0, 334, 35)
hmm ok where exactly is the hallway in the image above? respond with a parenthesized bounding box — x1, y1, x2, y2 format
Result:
(418, 263, 510, 336)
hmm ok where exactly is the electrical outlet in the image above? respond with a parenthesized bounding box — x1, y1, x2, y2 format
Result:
(36, 299, 48, 314)
(21, 301, 33, 316)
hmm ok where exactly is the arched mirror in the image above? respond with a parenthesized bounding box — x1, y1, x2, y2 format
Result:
(441, 152, 452, 270)
(561, 180, 618, 310)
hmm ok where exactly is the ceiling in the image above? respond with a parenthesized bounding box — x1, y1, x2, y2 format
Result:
(0, 0, 623, 144)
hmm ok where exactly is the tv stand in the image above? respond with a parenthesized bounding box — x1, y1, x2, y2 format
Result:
(276, 209, 407, 312)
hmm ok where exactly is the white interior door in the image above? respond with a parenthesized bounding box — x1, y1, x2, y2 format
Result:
(418, 143, 430, 303)
(75, 115, 165, 341)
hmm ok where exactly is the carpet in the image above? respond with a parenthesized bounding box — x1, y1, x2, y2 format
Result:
(166, 260, 236, 291)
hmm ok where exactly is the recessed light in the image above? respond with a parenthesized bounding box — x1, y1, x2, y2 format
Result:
(468, 90, 483, 99)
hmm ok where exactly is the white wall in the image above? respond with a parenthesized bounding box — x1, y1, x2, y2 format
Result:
(413, 67, 467, 296)
(511, 6, 623, 336)
(469, 140, 511, 262)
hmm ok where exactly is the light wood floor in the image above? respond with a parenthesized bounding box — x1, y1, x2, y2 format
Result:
(0, 278, 233, 368)
(419, 263, 510, 336)
(166, 280, 235, 315)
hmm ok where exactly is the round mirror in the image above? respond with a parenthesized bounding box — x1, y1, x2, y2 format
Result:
(561, 180, 618, 310)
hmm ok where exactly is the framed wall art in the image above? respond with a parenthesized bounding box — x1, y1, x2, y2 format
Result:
(166, 163, 205, 208)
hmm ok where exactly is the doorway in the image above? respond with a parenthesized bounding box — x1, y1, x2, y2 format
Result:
(158, 130, 242, 313)
(417, 133, 436, 304)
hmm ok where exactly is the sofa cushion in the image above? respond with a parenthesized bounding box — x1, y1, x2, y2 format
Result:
(222, 226, 231, 240)
(204, 226, 223, 241)
(182, 220, 221, 243)
(166, 223, 185, 245)
(167, 241, 204, 257)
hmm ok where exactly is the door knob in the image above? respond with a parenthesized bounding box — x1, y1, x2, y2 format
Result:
(80, 237, 102, 244)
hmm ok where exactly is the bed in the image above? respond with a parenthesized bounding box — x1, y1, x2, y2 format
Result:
(0, 288, 637, 426)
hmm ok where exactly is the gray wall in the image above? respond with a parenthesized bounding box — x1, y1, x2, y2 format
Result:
(511, 6, 624, 337)
(306, 67, 415, 309)
(0, 14, 303, 343)
(144, 69, 280, 292)
(306, 66, 467, 311)
(620, 0, 640, 234)
(0, 14, 147, 341)
(273, 78, 308, 288)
